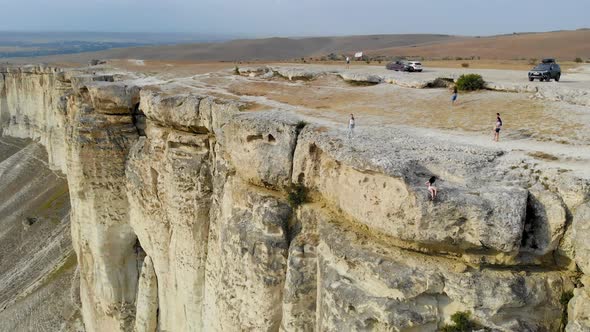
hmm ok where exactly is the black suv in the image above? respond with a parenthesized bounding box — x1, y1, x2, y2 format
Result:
(528, 58, 561, 82)
(386, 60, 410, 71)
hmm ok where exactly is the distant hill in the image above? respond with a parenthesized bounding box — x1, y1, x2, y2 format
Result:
(5, 30, 590, 64)
(6, 34, 461, 63)
(367, 30, 590, 60)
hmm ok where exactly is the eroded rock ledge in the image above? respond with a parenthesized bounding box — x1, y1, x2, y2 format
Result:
(1, 64, 590, 331)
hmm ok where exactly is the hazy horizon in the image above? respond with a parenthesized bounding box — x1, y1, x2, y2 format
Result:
(0, 29, 588, 40)
(0, 0, 588, 37)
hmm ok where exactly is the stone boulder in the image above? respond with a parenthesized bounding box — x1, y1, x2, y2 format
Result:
(85, 81, 140, 114)
(220, 111, 302, 189)
(272, 67, 320, 81)
(293, 127, 527, 256)
(338, 72, 382, 84)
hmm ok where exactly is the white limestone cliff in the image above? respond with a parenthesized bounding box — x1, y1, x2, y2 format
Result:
(1, 64, 590, 331)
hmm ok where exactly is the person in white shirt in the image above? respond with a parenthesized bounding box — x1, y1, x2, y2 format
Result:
(346, 56, 350, 69)
(348, 114, 355, 139)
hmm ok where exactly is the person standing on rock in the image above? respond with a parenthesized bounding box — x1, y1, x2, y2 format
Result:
(494, 113, 502, 142)
(348, 114, 355, 139)
(451, 86, 458, 105)
(426, 176, 438, 200)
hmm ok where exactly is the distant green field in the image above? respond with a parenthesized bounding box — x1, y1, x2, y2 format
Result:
(0, 31, 229, 59)
(0, 40, 147, 58)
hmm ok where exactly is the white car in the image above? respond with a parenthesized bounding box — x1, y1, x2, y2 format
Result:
(406, 61, 423, 72)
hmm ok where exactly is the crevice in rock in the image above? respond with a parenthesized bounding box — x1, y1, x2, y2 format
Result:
(246, 134, 263, 142)
(288, 120, 306, 185)
(131, 102, 146, 137)
(134, 239, 146, 278)
(286, 207, 302, 247)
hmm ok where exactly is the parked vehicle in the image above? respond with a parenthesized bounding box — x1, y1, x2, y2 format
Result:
(528, 59, 561, 82)
(386, 60, 410, 71)
(406, 61, 423, 72)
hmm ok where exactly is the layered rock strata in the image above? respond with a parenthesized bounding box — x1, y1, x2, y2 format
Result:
(0, 137, 80, 331)
(1, 64, 590, 331)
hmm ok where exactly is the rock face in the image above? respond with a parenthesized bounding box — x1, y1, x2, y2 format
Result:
(134, 256, 158, 332)
(573, 203, 590, 275)
(567, 278, 590, 332)
(2, 64, 590, 331)
(293, 129, 529, 256)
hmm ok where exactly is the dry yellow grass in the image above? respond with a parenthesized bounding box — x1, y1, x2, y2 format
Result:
(369, 30, 590, 60)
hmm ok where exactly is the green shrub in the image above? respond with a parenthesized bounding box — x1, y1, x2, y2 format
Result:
(440, 311, 482, 332)
(574, 57, 583, 63)
(295, 120, 307, 131)
(233, 66, 240, 75)
(287, 183, 307, 207)
(461, 63, 470, 68)
(455, 74, 485, 91)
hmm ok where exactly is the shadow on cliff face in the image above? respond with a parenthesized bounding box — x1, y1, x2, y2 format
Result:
(0, 137, 82, 331)
(522, 194, 547, 252)
(520, 184, 569, 265)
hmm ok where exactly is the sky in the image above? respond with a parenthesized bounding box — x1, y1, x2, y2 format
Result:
(0, 0, 588, 37)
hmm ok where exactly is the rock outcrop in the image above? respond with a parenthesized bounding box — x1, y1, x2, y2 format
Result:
(2, 64, 590, 331)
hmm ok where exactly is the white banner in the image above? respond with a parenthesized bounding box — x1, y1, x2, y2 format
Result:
(354, 52, 363, 58)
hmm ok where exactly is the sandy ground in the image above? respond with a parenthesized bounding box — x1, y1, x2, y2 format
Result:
(97, 61, 590, 176)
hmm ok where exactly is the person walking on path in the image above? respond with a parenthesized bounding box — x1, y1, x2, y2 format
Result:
(346, 56, 350, 69)
(451, 86, 458, 105)
(494, 113, 502, 142)
(348, 114, 355, 139)
(425, 176, 438, 201)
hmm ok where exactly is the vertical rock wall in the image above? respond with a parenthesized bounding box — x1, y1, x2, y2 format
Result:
(2, 65, 590, 331)
(66, 81, 141, 331)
